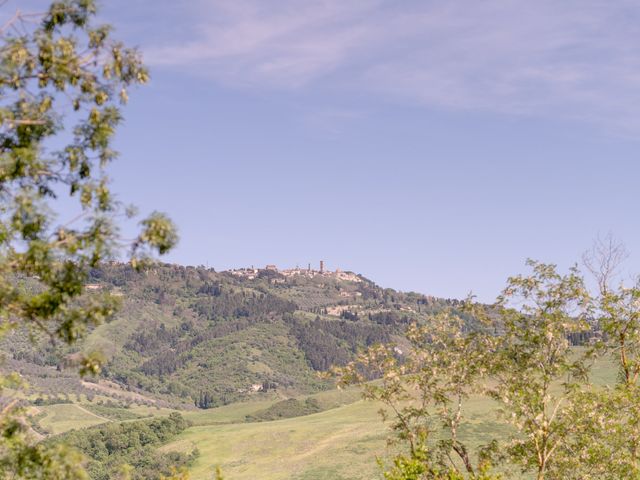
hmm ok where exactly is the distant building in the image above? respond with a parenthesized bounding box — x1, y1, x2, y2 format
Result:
(224, 263, 362, 282)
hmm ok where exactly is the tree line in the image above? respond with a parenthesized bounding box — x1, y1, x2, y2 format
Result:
(50, 413, 195, 480)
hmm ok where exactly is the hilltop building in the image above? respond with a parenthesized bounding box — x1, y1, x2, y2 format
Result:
(225, 261, 361, 282)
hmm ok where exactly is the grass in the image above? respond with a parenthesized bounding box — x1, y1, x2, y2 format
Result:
(183, 399, 278, 426)
(32, 350, 620, 479)
(81, 403, 144, 421)
(33, 387, 506, 479)
(167, 396, 503, 479)
(179, 385, 365, 427)
(165, 353, 618, 479)
(164, 399, 389, 480)
(38, 403, 108, 435)
(33, 400, 178, 435)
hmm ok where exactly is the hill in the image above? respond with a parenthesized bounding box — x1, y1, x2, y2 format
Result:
(1, 263, 473, 408)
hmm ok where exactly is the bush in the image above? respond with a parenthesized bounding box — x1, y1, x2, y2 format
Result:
(245, 398, 322, 422)
(50, 413, 192, 480)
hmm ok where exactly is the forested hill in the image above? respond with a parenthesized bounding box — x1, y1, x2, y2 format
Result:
(3, 263, 473, 408)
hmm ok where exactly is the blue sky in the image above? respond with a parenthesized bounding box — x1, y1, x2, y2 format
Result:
(18, 1, 640, 300)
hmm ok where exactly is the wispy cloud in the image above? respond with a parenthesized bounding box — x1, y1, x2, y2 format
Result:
(144, 0, 640, 133)
(145, 0, 381, 87)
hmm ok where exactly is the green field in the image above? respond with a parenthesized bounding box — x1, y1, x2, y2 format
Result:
(172, 396, 516, 480)
(37, 403, 108, 435)
(29, 350, 618, 479)
(167, 398, 389, 480)
(32, 393, 509, 479)
(34, 397, 178, 435)
(159, 351, 616, 479)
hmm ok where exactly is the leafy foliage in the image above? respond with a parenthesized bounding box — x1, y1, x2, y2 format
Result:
(487, 261, 591, 479)
(50, 413, 194, 480)
(0, 1, 176, 477)
(337, 259, 640, 480)
(245, 397, 322, 422)
(337, 311, 499, 479)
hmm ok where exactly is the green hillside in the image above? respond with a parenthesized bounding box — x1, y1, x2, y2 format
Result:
(26, 354, 617, 480)
(2, 263, 470, 408)
(1, 264, 623, 480)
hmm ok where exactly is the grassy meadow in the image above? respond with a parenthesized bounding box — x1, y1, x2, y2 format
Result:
(28, 349, 618, 479)
(37, 403, 107, 435)
(169, 393, 515, 480)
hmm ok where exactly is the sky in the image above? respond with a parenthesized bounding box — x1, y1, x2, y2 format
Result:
(13, 1, 640, 301)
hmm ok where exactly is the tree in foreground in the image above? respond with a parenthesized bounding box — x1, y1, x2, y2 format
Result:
(488, 261, 592, 480)
(338, 259, 640, 479)
(0, 1, 177, 477)
(336, 312, 501, 480)
(562, 237, 640, 479)
(530, 238, 640, 480)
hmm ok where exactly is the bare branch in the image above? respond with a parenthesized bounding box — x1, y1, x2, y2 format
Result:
(0, 8, 20, 34)
(3, 118, 47, 127)
(582, 233, 629, 293)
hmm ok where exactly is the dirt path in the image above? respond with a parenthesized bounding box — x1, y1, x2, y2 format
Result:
(73, 403, 110, 422)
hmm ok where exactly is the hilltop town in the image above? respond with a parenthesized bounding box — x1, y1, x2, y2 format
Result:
(226, 261, 363, 283)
